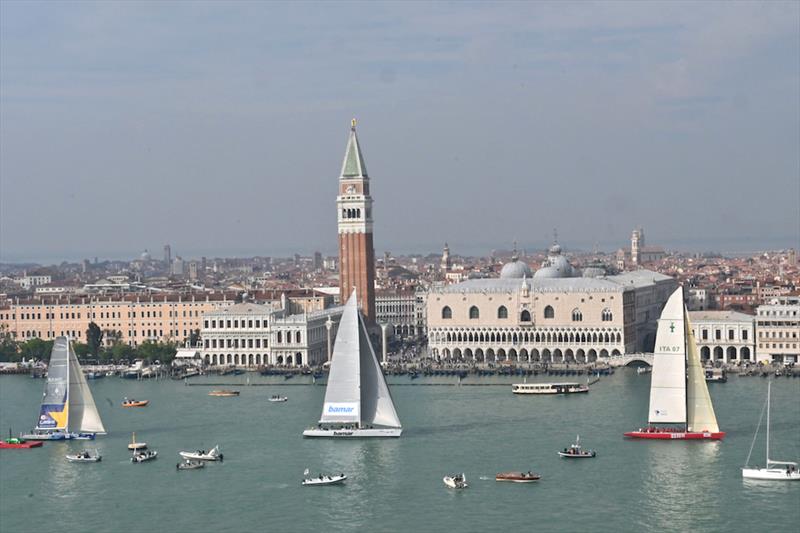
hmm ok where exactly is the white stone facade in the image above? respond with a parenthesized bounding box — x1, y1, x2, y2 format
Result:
(688, 310, 755, 363)
(756, 297, 800, 363)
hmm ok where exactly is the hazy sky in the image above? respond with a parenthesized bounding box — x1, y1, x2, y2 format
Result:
(1, 1, 798, 263)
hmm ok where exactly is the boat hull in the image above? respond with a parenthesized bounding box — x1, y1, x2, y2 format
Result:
(495, 472, 540, 482)
(66, 455, 101, 462)
(20, 432, 67, 441)
(624, 430, 725, 440)
(302, 427, 402, 438)
(558, 452, 596, 458)
(0, 441, 43, 449)
(742, 468, 800, 481)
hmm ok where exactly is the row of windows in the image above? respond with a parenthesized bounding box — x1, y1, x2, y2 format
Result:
(758, 330, 798, 339)
(699, 329, 750, 341)
(205, 319, 266, 329)
(432, 329, 623, 345)
(758, 343, 799, 350)
(441, 305, 613, 323)
(205, 338, 269, 349)
(7, 309, 202, 320)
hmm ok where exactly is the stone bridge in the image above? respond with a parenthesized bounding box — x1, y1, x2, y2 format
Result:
(607, 353, 654, 367)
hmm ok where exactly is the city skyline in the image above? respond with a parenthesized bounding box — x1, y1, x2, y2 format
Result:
(2, 2, 799, 263)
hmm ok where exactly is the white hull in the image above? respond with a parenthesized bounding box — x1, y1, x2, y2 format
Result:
(443, 476, 468, 489)
(302, 427, 402, 438)
(66, 454, 101, 463)
(742, 468, 800, 481)
(302, 474, 347, 486)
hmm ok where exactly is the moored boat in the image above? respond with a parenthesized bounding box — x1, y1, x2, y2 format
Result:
(0, 430, 43, 449)
(269, 395, 288, 402)
(208, 390, 240, 397)
(128, 432, 147, 450)
(625, 287, 725, 441)
(495, 471, 540, 483)
(742, 382, 800, 481)
(558, 435, 596, 458)
(443, 473, 468, 489)
(177, 459, 205, 470)
(179, 445, 223, 462)
(66, 450, 101, 462)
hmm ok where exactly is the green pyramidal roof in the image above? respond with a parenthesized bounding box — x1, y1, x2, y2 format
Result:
(340, 124, 368, 178)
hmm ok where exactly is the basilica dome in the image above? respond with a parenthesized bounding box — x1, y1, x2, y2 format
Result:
(533, 242, 578, 279)
(500, 260, 533, 279)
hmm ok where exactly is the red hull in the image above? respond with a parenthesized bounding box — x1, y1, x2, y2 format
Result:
(0, 441, 44, 449)
(624, 429, 725, 440)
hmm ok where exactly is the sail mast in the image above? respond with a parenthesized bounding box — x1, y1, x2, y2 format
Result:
(766, 381, 771, 465)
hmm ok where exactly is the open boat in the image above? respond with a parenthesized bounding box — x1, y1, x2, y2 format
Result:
(269, 395, 288, 402)
(131, 450, 158, 463)
(443, 473, 468, 489)
(127, 432, 147, 451)
(303, 289, 402, 438)
(624, 287, 725, 440)
(742, 382, 800, 481)
(22, 337, 106, 441)
(122, 398, 149, 407)
(177, 459, 205, 470)
(302, 469, 346, 486)
(0, 430, 43, 449)
(208, 390, 239, 397)
(495, 471, 540, 483)
(558, 435, 596, 458)
(179, 445, 223, 462)
(66, 450, 101, 462)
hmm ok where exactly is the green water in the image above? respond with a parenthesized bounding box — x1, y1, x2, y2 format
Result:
(1, 372, 798, 532)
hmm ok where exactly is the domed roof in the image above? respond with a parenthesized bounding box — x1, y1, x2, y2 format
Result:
(533, 241, 578, 279)
(500, 260, 533, 279)
(140, 249, 152, 261)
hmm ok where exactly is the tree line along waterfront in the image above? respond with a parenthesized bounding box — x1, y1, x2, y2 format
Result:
(0, 322, 188, 364)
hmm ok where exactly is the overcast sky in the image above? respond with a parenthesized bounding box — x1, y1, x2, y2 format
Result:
(1, 1, 798, 263)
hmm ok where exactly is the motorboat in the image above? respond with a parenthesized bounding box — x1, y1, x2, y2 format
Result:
(443, 473, 468, 489)
(122, 398, 149, 407)
(625, 287, 725, 440)
(495, 471, 540, 483)
(269, 395, 288, 402)
(636, 367, 652, 375)
(303, 290, 402, 438)
(742, 382, 800, 481)
(127, 432, 147, 451)
(66, 450, 101, 462)
(511, 382, 589, 395)
(177, 459, 205, 470)
(179, 445, 223, 462)
(131, 450, 158, 463)
(558, 435, 596, 458)
(705, 368, 728, 383)
(208, 390, 240, 397)
(0, 431, 43, 449)
(71, 432, 96, 440)
(302, 471, 347, 486)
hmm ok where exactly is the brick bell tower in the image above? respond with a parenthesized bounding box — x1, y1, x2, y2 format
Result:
(337, 118, 376, 325)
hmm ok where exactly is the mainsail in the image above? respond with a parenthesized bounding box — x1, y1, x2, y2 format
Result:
(67, 340, 106, 434)
(319, 290, 401, 429)
(36, 337, 70, 431)
(648, 287, 687, 425)
(685, 315, 719, 433)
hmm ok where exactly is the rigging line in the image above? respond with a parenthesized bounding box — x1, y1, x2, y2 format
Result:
(744, 391, 768, 468)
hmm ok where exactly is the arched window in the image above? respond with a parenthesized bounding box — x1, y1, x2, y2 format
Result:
(520, 310, 531, 322)
(544, 305, 554, 319)
(497, 306, 508, 319)
(469, 306, 480, 319)
(442, 306, 452, 319)
(572, 309, 583, 322)
(602, 308, 613, 322)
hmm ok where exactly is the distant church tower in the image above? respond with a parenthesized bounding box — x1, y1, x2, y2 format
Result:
(631, 227, 644, 265)
(441, 242, 451, 274)
(337, 119, 376, 324)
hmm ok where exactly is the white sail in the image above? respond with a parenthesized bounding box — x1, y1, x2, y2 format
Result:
(357, 309, 401, 428)
(319, 291, 363, 424)
(67, 339, 106, 434)
(648, 287, 687, 425)
(685, 315, 719, 433)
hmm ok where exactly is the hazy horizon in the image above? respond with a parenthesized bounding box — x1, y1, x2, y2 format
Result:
(2, 2, 799, 265)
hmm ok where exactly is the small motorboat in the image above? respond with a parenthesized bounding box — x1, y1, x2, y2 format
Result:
(269, 395, 288, 403)
(71, 432, 96, 440)
(177, 459, 205, 470)
(495, 471, 541, 483)
(558, 435, 596, 458)
(443, 473, 468, 489)
(131, 450, 158, 463)
(66, 450, 101, 463)
(179, 445, 223, 462)
(122, 398, 149, 407)
(302, 470, 347, 486)
(208, 390, 240, 397)
(127, 432, 147, 451)
(0, 430, 43, 449)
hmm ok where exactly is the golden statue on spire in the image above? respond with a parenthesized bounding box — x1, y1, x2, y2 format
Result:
(351, 117, 357, 129)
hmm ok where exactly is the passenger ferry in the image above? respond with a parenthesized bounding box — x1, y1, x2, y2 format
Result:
(511, 382, 589, 395)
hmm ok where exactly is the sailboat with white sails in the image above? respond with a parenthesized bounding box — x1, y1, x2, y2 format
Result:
(625, 286, 725, 440)
(742, 382, 800, 480)
(22, 336, 106, 440)
(303, 289, 402, 438)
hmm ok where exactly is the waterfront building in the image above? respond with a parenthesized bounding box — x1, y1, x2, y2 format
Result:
(376, 289, 427, 338)
(755, 296, 800, 363)
(427, 243, 677, 363)
(200, 302, 342, 367)
(688, 310, 755, 363)
(337, 119, 376, 325)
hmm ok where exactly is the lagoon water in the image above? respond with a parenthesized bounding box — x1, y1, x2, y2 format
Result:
(1, 371, 798, 533)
